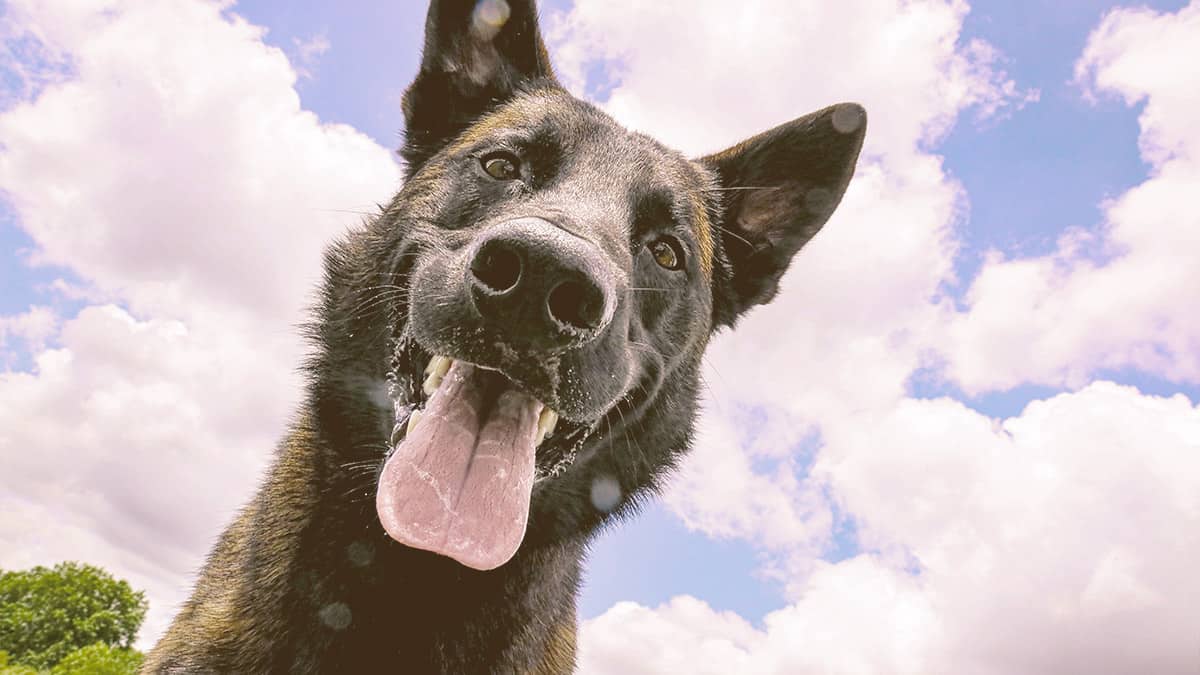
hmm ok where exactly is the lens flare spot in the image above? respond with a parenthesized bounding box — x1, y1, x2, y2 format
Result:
(590, 475, 622, 512)
(319, 602, 352, 631)
(472, 0, 511, 41)
(347, 540, 375, 567)
(831, 103, 865, 134)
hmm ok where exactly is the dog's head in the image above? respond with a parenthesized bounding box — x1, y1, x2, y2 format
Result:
(317, 0, 865, 571)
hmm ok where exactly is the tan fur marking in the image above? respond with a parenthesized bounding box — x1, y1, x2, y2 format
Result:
(690, 191, 714, 277)
(446, 95, 556, 155)
(525, 620, 577, 675)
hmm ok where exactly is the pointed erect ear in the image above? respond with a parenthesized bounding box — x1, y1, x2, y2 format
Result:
(401, 0, 557, 169)
(701, 103, 867, 327)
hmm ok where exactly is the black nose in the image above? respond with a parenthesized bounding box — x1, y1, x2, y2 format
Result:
(468, 218, 615, 350)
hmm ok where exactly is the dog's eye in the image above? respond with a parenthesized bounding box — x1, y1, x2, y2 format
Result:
(648, 237, 684, 270)
(482, 152, 521, 180)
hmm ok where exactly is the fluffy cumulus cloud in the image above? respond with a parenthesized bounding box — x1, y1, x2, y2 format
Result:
(547, 0, 1032, 161)
(0, 0, 400, 325)
(0, 0, 400, 644)
(582, 386, 1200, 674)
(580, 560, 939, 674)
(940, 1, 1200, 393)
(550, 1, 1200, 673)
(0, 305, 58, 361)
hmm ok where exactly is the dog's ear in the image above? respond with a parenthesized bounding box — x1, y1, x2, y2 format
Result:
(401, 0, 556, 169)
(702, 103, 866, 327)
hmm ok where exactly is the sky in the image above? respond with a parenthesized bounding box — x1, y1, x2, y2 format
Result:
(1, 0, 1198, 673)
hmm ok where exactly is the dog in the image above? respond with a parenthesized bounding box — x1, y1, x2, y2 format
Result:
(144, 0, 865, 671)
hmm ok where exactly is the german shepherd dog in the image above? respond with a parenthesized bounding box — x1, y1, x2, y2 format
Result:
(145, 0, 864, 672)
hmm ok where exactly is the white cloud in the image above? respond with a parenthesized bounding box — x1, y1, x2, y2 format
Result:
(292, 33, 331, 79)
(939, 1, 1200, 393)
(1077, 3, 1200, 167)
(548, 0, 1030, 161)
(0, 306, 285, 641)
(0, 0, 399, 646)
(0, 305, 58, 360)
(583, 384, 1200, 674)
(579, 596, 762, 674)
(580, 560, 940, 675)
(0, 0, 399, 327)
(0, 3, 72, 108)
(664, 408, 833, 571)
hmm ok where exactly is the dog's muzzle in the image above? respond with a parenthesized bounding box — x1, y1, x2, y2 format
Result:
(466, 217, 617, 353)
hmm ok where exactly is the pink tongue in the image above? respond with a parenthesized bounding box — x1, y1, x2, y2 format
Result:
(375, 361, 541, 570)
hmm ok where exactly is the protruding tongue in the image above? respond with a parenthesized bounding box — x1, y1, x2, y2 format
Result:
(376, 361, 541, 570)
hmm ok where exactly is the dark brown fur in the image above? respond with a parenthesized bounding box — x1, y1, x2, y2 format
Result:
(145, 1, 865, 672)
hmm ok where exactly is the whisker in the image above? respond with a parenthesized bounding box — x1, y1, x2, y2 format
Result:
(614, 397, 653, 482)
(338, 289, 407, 324)
(700, 186, 779, 192)
(710, 222, 754, 249)
(627, 340, 665, 360)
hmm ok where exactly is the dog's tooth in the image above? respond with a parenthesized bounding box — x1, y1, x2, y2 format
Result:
(406, 408, 423, 436)
(424, 354, 450, 376)
(422, 373, 444, 396)
(422, 356, 452, 395)
(536, 408, 559, 447)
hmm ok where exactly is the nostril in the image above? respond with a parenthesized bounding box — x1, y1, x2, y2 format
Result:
(471, 242, 522, 294)
(548, 279, 605, 331)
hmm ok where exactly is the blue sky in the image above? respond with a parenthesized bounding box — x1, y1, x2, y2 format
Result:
(3, 1, 1199, 671)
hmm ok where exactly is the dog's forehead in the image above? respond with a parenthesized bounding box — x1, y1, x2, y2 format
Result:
(454, 90, 678, 173)
(453, 89, 715, 274)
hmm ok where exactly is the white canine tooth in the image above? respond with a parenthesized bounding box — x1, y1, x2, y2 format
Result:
(536, 408, 559, 447)
(425, 354, 451, 376)
(422, 356, 452, 395)
(406, 408, 423, 436)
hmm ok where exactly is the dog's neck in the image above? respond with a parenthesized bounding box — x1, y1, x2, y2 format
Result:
(258, 416, 586, 671)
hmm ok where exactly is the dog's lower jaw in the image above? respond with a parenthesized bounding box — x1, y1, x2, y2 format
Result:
(142, 422, 584, 674)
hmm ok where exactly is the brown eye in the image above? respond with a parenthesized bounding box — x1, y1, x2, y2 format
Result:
(649, 237, 683, 270)
(482, 152, 520, 180)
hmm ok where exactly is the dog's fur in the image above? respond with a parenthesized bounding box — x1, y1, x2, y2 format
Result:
(144, 1, 865, 672)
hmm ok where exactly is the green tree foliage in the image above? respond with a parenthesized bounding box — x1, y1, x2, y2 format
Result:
(0, 649, 39, 675)
(0, 563, 147, 670)
(50, 643, 144, 675)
